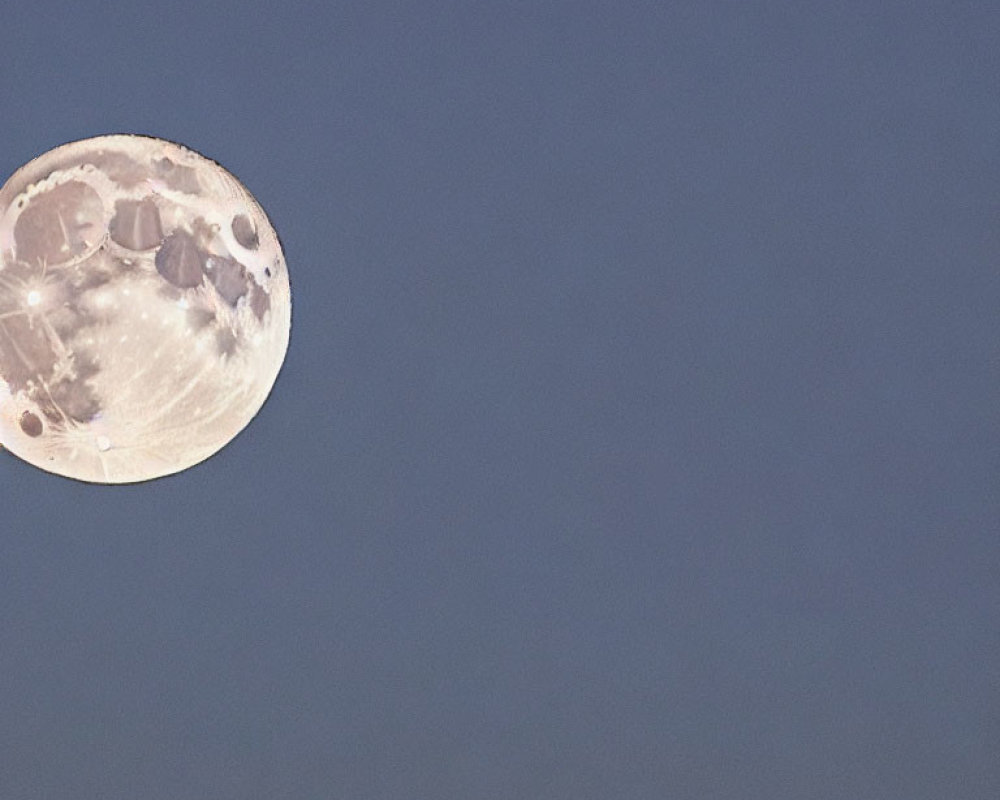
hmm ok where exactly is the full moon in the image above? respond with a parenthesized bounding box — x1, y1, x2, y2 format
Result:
(0, 135, 291, 483)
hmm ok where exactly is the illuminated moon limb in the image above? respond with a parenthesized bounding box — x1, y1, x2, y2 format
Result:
(0, 135, 291, 483)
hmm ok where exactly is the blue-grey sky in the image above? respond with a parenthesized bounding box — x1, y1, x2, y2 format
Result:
(1, 2, 997, 797)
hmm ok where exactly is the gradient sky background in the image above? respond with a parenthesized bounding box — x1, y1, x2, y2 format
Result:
(0, 2, 997, 798)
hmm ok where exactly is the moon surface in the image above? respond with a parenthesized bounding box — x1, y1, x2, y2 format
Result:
(0, 135, 291, 483)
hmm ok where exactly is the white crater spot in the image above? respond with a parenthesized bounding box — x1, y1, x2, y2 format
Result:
(0, 134, 292, 483)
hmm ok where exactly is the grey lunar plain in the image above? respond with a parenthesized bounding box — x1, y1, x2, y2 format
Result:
(0, 135, 291, 483)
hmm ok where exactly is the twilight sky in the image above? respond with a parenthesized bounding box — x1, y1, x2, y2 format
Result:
(0, 2, 997, 798)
